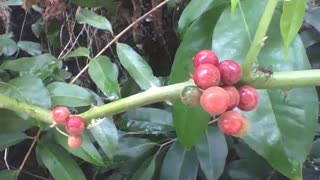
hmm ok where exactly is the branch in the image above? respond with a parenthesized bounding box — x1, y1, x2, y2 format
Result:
(242, 0, 278, 74)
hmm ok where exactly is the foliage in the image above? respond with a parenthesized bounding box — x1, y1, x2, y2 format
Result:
(0, 0, 320, 180)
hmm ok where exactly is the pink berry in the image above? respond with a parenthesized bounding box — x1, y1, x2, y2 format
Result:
(218, 110, 249, 137)
(66, 116, 85, 135)
(218, 60, 242, 85)
(193, 64, 220, 90)
(238, 85, 259, 111)
(68, 135, 83, 148)
(200, 86, 230, 115)
(51, 106, 70, 124)
(222, 85, 240, 110)
(193, 50, 219, 68)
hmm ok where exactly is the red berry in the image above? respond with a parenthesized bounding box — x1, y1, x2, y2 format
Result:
(218, 110, 249, 137)
(68, 135, 83, 148)
(200, 86, 230, 115)
(66, 116, 85, 135)
(193, 50, 219, 68)
(193, 64, 220, 90)
(218, 60, 242, 85)
(222, 86, 240, 110)
(180, 85, 202, 107)
(51, 106, 70, 124)
(238, 85, 259, 111)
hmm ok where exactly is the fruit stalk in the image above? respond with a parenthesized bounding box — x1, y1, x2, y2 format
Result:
(242, 0, 278, 74)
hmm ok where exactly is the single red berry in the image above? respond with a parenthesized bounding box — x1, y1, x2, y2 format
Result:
(193, 50, 219, 68)
(218, 60, 242, 85)
(68, 135, 83, 148)
(193, 64, 220, 90)
(66, 116, 85, 135)
(218, 110, 249, 137)
(238, 85, 259, 111)
(180, 85, 202, 107)
(222, 85, 240, 110)
(51, 106, 70, 124)
(200, 86, 230, 115)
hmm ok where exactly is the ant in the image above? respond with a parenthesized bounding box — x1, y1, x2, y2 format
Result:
(253, 65, 273, 81)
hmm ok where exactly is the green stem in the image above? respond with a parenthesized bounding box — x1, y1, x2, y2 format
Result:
(1, 69, 320, 124)
(0, 94, 52, 124)
(242, 69, 320, 89)
(80, 80, 194, 123)
(242, 0, 278, 74)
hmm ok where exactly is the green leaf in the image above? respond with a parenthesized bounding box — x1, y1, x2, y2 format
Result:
(65, 47, 90, 59)
(0, 170, 17, 180)
(88, 55, 120, 99)
(212, 1, 318, 179)
(0, 133, 27, 151)
(131, 156, 156, 180)
(37, 136, 86, 180)
(159, 141, 198, 180)
(169, 7, 224, 148)
(280, 0, 307, 53)
(195, 127, 228, 180)
(47, 82, 96, 107)
(17, 41, 42, 56)
(116, 137, 156, 159)
(119, 107, 174, 134)
(173, 101, 210, 149)
(0, 75, 51, 108)
(76, 9, 113, 34)
(70, 0, 116, 15)
(116, 42, 160, 90)
(0, 53, 58, 80)
(178, 0, 225, 36)
(225, 160, 270, 180)
(0, 109, 33, 133)
(230, 0, 239, 15)
(305, 7, 320, 32)
(54, 130, 104, 166)
(0, 33, 18, 56)
(90, 117, 118, 159)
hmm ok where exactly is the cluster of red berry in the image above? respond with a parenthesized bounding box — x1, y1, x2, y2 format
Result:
(51, 106, 86, 148)
(189, 50, 259, 137)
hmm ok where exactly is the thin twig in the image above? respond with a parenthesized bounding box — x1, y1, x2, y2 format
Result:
(209, 118, 219, 125)
(156, 138, 177, 155)
(4, 148, 10, 170)
(17, 129, 41, 176)
(69, 0, 172, 84)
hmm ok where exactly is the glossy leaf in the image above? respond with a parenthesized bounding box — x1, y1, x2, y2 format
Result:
(131, 156, 156, 180)
(159, 141, 198, 180)
(195, 127, 228, 180)
(225, 160, 270, 180)
(0, 33, 18, 56)
(90, 117, 118, 159)
(0, 133, 27, 151)
(17, 41, 42, 56)
(177, 0, 227, 36)
(280, 0, 307, 53)
(47, 82, 96, 107)
(212, 1, 318, 179)
(37, 137, 86, 180)
(54, 130, 104, 166)
(0, 53, 58, 79)
(119, 107, 174, 134)
(88, 55, 120, 99)
(169, 8, 224, 148)
(0, 170, 17, 180)
(65, 47, 90, 59)
(76, 9, 113, 34)
(116, 137, 156, 159)
(116, 42, 160, 90)
(0, 109, 32, 133)
(0, 75, 51, 108)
